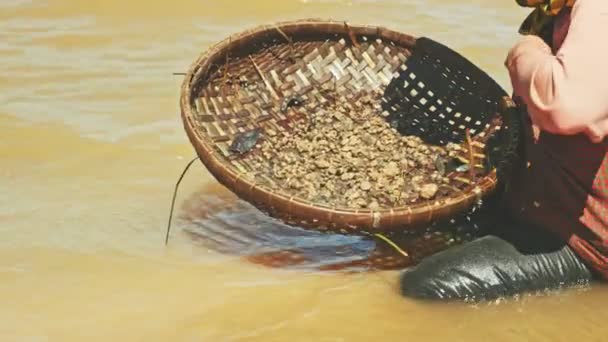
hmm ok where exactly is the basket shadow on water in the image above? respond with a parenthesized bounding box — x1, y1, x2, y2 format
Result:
(180, 185, 487, 272)
(179, 19, 520, 244)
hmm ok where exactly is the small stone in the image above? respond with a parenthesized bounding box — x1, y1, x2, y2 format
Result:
(315, 159, 330, 169)
(406, 139, 419, 148)
(351, 158, 364, 168)
(368, 201, 380, 210)
(377, 177, 390, 188)
(304, 172, 320, 182)
(360, 181, 372, 191)
(355, 198, 367, 208)
(420, 183, 439, 199)
(289, 179, 304, 189)
(340, 172, 355, 181)
(319, 189, 331, 199)
(411, 175, 424, 184)
(345, 189, 360, 200)
(368, 171, 380, 181)
(434, 156, 446, 175)
(295, 140, 311, 153)
(383, 162, 400, 177)
(362, 134, 374, 145)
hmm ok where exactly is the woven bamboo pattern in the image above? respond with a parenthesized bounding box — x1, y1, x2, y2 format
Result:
(180, 19, 517, 234)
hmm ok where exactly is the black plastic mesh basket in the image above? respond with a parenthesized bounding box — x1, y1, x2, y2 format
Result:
(382, 37, 523, 188)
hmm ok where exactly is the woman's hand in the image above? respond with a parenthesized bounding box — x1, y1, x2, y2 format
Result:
(585, 120, 608, 144)
(504, 35, 557, 134)
(504, 35, 550, 70)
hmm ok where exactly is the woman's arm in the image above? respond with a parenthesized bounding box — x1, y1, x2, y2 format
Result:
(505, 0, 608, 140)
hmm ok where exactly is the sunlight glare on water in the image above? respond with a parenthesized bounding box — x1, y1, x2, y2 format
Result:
(2, 0, 608, 340)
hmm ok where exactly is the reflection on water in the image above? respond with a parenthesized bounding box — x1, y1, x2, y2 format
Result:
(181, 190, 377, 271)
(4, 0, 608, 340)
(179, 185, 484, 272)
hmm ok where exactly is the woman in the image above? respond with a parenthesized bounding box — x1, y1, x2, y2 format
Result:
(400, 0, 608, 301)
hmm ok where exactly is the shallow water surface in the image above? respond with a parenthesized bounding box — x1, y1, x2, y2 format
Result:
(2, 0, 608, 341)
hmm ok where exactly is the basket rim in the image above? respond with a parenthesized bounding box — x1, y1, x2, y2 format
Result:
(179, 18, 500, 231)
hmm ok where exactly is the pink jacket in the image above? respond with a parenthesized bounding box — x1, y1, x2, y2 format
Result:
(506, 0, 608, 143)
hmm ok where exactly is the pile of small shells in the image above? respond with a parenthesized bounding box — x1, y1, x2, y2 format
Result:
(245, 92, 462, 210)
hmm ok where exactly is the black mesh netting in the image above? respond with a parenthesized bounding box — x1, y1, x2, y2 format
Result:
(381, 36, 524, 187)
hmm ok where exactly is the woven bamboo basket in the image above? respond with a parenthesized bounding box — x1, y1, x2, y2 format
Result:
(179, 19, 519, 234)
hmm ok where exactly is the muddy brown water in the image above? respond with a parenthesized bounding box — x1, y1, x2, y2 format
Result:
(2, 0, 608, 340)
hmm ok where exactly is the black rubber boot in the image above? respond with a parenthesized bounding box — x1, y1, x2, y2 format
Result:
(400, 235, 591, 301)
(399, 217, 593, 301)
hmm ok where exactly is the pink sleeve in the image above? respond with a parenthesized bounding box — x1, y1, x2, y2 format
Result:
(505, 0, 608, 139)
